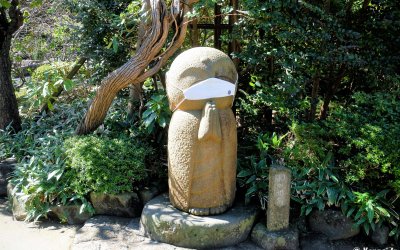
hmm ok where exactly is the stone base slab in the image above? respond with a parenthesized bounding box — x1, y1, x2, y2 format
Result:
(140, 194, 258, 249)
(251, 223, 299, 250)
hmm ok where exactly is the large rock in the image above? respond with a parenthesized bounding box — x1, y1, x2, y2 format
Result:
(50, 204, 92, 225)
(371, 225, 389, 246)
(0, 158, 16, 196)
(7, 182, 27, 221)
(90, 192, 142, 217)
(140, 194, 258, 249)
(308, 209, 360, 240)
(138, 185, 162, 205)
(251, 223, 299, 250)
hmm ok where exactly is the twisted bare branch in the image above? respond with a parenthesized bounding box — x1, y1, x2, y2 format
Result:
(76, 0, 196, 135)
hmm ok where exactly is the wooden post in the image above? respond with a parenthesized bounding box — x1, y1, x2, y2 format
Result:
(229, 0, 239, 67)
(214, 4, 222, 49)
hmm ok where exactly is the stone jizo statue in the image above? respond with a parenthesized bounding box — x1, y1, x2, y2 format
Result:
(166, 47, 238, 216)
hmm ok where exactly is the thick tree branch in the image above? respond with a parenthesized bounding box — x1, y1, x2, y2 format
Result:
(76, 0, 196, 135)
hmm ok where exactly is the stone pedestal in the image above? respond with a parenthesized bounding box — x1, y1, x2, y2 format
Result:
(140, 194, 257, 249)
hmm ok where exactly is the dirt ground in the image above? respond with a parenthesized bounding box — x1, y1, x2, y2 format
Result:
(0, 198, 79, 250)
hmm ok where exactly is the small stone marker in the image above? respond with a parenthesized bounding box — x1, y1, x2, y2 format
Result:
(251, 164, 299, 250)
(267, 165, 291, 231)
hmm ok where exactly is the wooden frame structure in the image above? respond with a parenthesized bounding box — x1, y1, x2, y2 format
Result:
(189, 0, 239, 65)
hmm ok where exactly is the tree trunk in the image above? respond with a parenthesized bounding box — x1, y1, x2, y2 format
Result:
(308, 75, 320, 121)
(0, 35, 21, 132)
(0, 1, 24, 132)
(319, 66, 346, 120)
(127, 84, 143, 121)
(190, 5, 200, 47)
(76, 0, 196, 135)
(127, 0, 152, 121)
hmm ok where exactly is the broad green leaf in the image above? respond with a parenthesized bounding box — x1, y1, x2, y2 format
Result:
(158, 116, 167, 128)
(42, 82, 50, 97)
(30, 0, 43, 8)
(389, 228, 397, 237)
(54, 79, 64, 87)
(47, 100, 54, 111)
(245, 185, 257, 197)
(0, 0, 11, 8)
(237, 169, 253, 177)
(142, 109, 152, 119)
(376, 207, 390, 217)
(367, 203, 374, 223)
(245, 175, 257, 184)
(363, 223, 370, 235)
(63, 79, 75, 91)
(112, 36, 119, 53)
(144, 113, 157, 127)
(367, 209, 374, 224)
(327, 187, 338, 205)
(354, 208, 363, 220)
(330, 175, 339, 183)
(305, 206, 313, 215)
(355, 217, 367, 226)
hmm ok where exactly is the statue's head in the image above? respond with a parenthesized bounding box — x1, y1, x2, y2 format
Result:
(166, 47, 238, 111)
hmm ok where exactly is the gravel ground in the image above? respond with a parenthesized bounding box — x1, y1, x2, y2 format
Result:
(0, 198, 79, 250)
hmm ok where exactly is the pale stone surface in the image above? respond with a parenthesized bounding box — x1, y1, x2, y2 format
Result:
(139, 194, 258, 249)
(166, 47, 238, 215)
(73, 215, 261, 250)
(0, 158, 16, 196)
(267, 165, 291, 231)
(7, 182, 27, 221)
(251, 223, 299, 250)
(50, 204, 92, 225)
(308, 209, 360, 240)
(0, 197, 78, 250)
(90, 192, 142, 217)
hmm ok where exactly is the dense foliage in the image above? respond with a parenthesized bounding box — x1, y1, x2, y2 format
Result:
(233, 0, 400, 240)
(2, 0, 399, 243)
(64, 135, 150, 194)
(64, 0, 141, 78)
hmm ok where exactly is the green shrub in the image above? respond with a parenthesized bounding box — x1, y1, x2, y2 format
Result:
(287, 91, 400, 195)
(283, 90, 400, 240)
(64, 135, 151, 195)
(237, 132, 288, 207)
(6, 95, 155, 222)
(7, 100, 92, 221)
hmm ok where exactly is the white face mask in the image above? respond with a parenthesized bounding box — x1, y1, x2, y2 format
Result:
(183, 78, 236, 100)
(170, 76, 238, 111)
